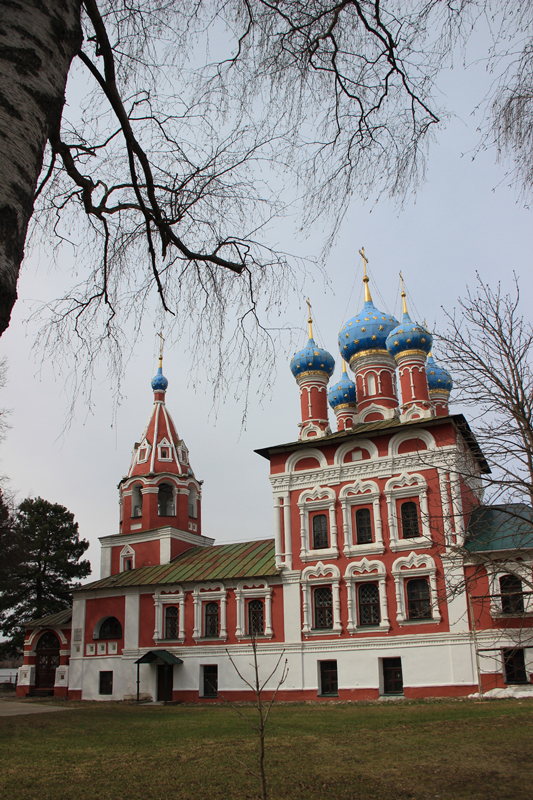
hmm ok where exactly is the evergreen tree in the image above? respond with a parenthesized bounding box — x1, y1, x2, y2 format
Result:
(0, 497, 90, 656)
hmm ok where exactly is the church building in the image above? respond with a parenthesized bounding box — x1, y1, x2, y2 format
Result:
(17, 266, 533, 701)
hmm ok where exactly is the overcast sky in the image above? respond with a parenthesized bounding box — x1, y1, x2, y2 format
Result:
(1, 23, 532, 580)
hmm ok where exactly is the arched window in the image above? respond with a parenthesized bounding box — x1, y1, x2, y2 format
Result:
(204, 602, 219, 637)
(500, 575, 524, 614)
(248, 599, 264, 635)
(98, 617, 123, 639)
(355, 508, 373, 544)
(131, 484, 143, 518)
(314, 587, 333, 629)
(358, 583, 381, 626)
(312, 514, 328, 549)
(36, 632, 60, 651)
(188, 486, 198, 519)
(367, 373, 376, 395)
(401, 501, 420, 539)
(406, 579, 431, 619)
(158, 483, 175, 516)
(164, 607, 179, 639)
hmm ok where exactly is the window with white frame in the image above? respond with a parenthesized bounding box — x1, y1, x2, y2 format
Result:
(312, 514, 328, 549)
(297, 487, 339, 561)
(339, 480, 384, 557)
(301, 562, 342, 635)
(192, 583, 227, 640)
(344, 558, 390, 633)
(385, 473, 431, 551)
(235, 581, 273, 638)
(391, 553, 441, 624)
(137, 440, 150, 463)
(153, 587, 186, 642)
(487, 566, 533, 617)
(120, 545, 135, 572)
(131, 484, 143, 518)
(158, 438, 173, 461)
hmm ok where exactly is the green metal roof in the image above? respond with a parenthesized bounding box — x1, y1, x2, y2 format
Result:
(466, 504, 533, 552)
(135, 650, 183, 665)
(80, 538, 277, 591)
(23, 608, 72, 628)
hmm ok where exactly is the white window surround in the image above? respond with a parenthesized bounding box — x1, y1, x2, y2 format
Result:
(157, 437, 174, 462)
(193, 583, 227, 640)
(120, 544, 135, 572)
(334, 438, 379, 465)
(339, 480, 384, 557)
(297, 487, 339, 562)
(486, 564, 533, 617)
(27, 627, 68, 648)
(301, 562, 342, 636)
(388, 428, 436, 457)
(344, 558, 390, 633)
(285, 448, 328, 473)
(178, 443, 189, 465)
(385, 472, 431, 551)
(153, 586, 186, 642)
(137, 439, 151, 463)
(235, 581, 273, 638)
(391, 552, 441, 624)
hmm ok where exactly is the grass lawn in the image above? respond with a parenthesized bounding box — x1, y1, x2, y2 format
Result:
(1, 697, 532, 800)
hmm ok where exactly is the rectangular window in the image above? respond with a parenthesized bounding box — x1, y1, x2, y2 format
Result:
(319, 660, 338, 696)
(382, 658, 403, 695)
(500, 575, 524, 614)
(99, 671, 113, 695)
(203, 665, 218, 697)
(407, 578, 432, 619)
(355, 507, 373, 544)
(312, 514, 328, 549)
(248, 599, 264, 635)
(314, 587, 333, 629)
(503, 648, 528, 684)
(401, 501, 420, 538)
(204, 602, 219, 637)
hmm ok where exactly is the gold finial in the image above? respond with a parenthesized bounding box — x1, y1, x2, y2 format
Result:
(157, 331, 165, 369)
(399, 271, 408, 315)
(342, 357, 347, 373)
(306, 298, 314, 339)
(359, 247, 372, 302)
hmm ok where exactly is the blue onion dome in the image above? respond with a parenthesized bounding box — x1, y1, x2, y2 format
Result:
(290, 337, 335, 380)
(339, 299, 398, 362)
(328, 364, 357, 410)
(426, 354, 453, 394)
(151, 365, 168, 392)
(386, 311, 432, 359)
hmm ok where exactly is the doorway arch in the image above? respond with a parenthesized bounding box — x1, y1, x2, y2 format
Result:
(35, 631, 60, 690)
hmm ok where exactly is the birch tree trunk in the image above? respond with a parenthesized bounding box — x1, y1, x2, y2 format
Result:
(0, 0, 82, 336)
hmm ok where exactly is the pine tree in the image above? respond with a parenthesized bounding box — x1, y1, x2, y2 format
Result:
(0, 497, 90, 656)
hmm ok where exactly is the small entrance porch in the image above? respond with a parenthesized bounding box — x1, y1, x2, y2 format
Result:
(134, 650, 183, 703)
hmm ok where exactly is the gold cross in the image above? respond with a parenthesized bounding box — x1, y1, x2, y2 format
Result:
(157, 332, 165, 366)
(306, 298, 313, 339)
(359, 247, 369, 274)
(359, 247, 371, 301)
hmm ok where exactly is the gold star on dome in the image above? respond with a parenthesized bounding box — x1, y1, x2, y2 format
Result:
(314, 351, 319, 355)
(430, 370, 435, 375)
(399, 329, 404, 333)
(394, 340, 399, 346)
(346, 334, 350, 338)
(364, 317, 370, 321)
(406, 338, 411, 343)
(372, 316, 377, 319)
(421, 337, 426, 343)
(348, 322, 353, 326)
(361, 327, 366, 332)
(371, 335, 377, 340)
(379, 325, 384, 331)
(344, 345, 348, 350)
(355, 339, 359, 344)
(320, 363, 324, 367)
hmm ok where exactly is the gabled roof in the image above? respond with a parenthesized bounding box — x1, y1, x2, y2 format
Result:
(465, 504, 533, 552)
(255, 413, 490, 474)
(79, 539, 277, 591)
(23, 608, 72, 628)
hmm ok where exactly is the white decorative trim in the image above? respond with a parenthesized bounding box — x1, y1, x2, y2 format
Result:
(120, 544, 135, 572)
(384, 472, 431, 551)
(286, 448, 328, 473)
(389, 428, 436, 457)
(299, 422, 330, 441)
(137, 438, 151, 464)
(157, 437, 174, 462)
(301, 562, 342, 635)
(358, 403, 397, 422)
(193, 583, 227, 640)
(344, 559, 390, 633)
(86, 643, 95, 655)
(235, 581, 273, 638)
(334, 438, 379, 465)
(391, 552, 441, 624)
(339, 479, 384, 557)
(54, 666, 69, 686)
(297, 486, 339, 561)
(438, 471, 453, 547)
(27, 627, 68, 647)
(154, 586, 186, 642)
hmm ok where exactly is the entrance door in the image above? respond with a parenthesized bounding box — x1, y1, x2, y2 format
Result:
(157, 664, 173, 701)
(35, 632, 60, 690)
(383, 657, 403, 695)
